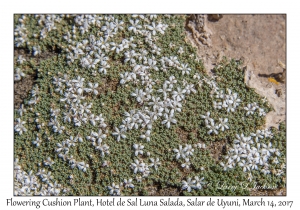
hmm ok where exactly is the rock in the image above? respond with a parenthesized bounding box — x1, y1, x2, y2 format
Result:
(208, 14, 223, 22)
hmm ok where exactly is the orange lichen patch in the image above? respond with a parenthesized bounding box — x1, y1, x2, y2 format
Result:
(268, 77, 280, 85)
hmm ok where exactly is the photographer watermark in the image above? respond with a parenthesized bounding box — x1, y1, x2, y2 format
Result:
(206, 181, 277, 191)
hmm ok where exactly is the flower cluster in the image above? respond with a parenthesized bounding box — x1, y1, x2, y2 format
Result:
(14, 68, 26, 81)
(182, 176, 205, 192)
(123, 178, 135, 188)
(173, 144, 194, 160)
(32, 136, 42, 147)
(14, 15, 28, 47)
(27, 85, 40, 106)
(149, 157, 161, 171)
(130, 159, 150, 177)
(43, 157, 55, 167)
(55, 134, 89, 172)
(107, 182, 121, 196)
(52, 75, 106, 129)
(36, 14, 62, 39)
(210, 86, 241, 113)
(244, 102, 266, 116)
(87, 129, 110, 157)
(200, 112, 229, 135)
(133, 143, 144, 156)
(14, 118, 27, 135)
(220, 130, 282, 176)
(14, 159, 68, 196)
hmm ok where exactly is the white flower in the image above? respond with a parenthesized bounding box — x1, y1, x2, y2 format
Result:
(113, 19, 124, 32)
(220, 161, 234, 171)
(14, 118, 27, 135)
(120, 72, 133, 84)
(107, 183, 121, 195)
(169, 42, 176, 49)
(148, 15, 157, 20)
(124, 178, 134, 188)
(14, 68, 26, 81)
(84, 82, 99, 95)
(131, 88, 147, 104)
(111, 42, 123, 54)
(44, 157, 55, 167)
(213, 101, 222, 109)
(133, 143, 144, 156)
(233, 133, 253, 144)
(128, 19, 142, 34)
(261, 166, 270, 175)
(140, 130, 151, 142)
(89, 129, 107, 145)
(158, 84, 172, 99)
(131, 159, 145, 174)
(17, 104, 26, 117)
(165, 75, 177, 89)
(218, 118, 229, 131)
(112, 127, 126, 142)
(76, 161, 89, 172)
(184, 84, 196, 94)
(124, 50, 137, 64)
(183, 144, 194, 157)
(223, 89, 241, 112)
(173, 145, 186, 160)
(181, 158, 191, 169)
(167, 56, 180, 67)
(138, 49, 148, 61)
(96, 144, 110, 157)
(200, 112, 213, 125)
(151, 44, 161, 55)
(71, 92, 85, 104)
(146, 22, 159, 35)
(32, 137, 42, 147)
(172, 87, 186, 101)
(250, 130, 264, 142)
(258, 108, 266, 116)
(193, 142, 205, 149)
(33, 46, 41, 56)
(261, 142, 275, 156)
(237, 160, 250, 172)
(162, 110, 177, 128)
(181, 177, 195, 192)
(149, 157, 161, 171)
(244, 103, 257, 116)
(169, 96, 182, 112)
(178, 47, 184, 54)
(274, 149, 281, 157)
(193, 73, 201, 80)
(132, 14, 145, 19)
(17, 55, 26, 64)
(215, 90, 224, 99)
(145, 57, 159, 71)
(177, 63, 191, 75)
(194, 176, 205, 190)
(98, 61, 110, 74)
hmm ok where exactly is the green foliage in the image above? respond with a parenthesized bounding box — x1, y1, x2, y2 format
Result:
(14, 14, 286, 196)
